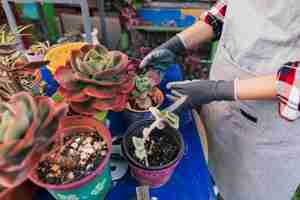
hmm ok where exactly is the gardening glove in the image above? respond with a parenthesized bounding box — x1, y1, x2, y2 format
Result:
(139, 35, 186, 69)
(167, 80, 236, 108)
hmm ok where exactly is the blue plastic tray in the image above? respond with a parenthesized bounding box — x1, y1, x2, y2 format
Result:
(138, 8, 196, 28)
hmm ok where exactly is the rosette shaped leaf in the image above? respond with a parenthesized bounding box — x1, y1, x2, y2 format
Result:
(0, 92, 68, 197)
(55, 44, 134, 115)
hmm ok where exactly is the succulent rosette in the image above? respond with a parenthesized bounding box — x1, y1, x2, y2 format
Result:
(55, 44, 135, 115)
(0, 92, 68, 197)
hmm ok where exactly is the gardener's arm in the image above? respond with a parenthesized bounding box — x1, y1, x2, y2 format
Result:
(140, 0, 227, 68)
(237, 75, 277, 100)
(168, 62, 300, 121)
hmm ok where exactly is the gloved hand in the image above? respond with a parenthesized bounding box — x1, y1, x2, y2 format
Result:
(167, 79, 236, 108)
(139, 35, 186, 69)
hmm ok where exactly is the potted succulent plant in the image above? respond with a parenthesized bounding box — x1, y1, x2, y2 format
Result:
(0, 24, 31, 56)
(54, 44, 134, 120)
(0, 26, 56, 101)
(0, 92, 68, 198)
(122, 119, 184, 187)
(0, 54, 55, 101)
(29, 115, 113, 200)
(123, 70, 164, 126)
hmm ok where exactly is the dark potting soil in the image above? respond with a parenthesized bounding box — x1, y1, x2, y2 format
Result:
(36, 132, 108, 185)
(128, 97, 158, 111)
(128, 130, 180, 168)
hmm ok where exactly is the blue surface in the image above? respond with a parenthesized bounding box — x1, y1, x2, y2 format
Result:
(106, 111, 215, 200)
(107, 64, 215, 199)
(138, 8, 196, 28)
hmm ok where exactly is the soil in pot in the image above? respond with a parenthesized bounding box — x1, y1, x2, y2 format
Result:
(126, 122, 181, 168)
(128, 88, 164, 112)
(36, 131, 108, 185)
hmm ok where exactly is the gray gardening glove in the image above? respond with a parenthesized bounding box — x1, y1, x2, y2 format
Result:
(139, 35, 186, 69)
(167, 80, 235, 108)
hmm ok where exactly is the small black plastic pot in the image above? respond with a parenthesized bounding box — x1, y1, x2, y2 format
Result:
(122, 119, 184, 187)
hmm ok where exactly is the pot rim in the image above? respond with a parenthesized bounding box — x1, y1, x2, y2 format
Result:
(125, 88, 164, 113)
(122, 119, 184, 171)
(28, 117, 112, 191)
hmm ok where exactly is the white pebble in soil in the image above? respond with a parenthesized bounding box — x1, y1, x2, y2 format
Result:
(100, 150, 107, 156)
(86, 164, 94, 171)
(84, 147, 95, 155)
(67, 172, 75, 180)
(80, 153, 89, 160)
(71, 143, 78, 149)
(93, 142, 102, 150)
(75, 138, 81, 143)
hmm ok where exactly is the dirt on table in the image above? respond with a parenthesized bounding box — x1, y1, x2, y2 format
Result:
(36, 131, 108, 185)
(128, 129, 180, 168)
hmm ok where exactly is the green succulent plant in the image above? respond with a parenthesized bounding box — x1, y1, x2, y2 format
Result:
(55, 44, 135, 115)
(0, 92, 68, 197)
(129, 70, 162, 111)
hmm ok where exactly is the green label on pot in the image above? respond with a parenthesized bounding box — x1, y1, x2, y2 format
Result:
(49, 164, 112, 200)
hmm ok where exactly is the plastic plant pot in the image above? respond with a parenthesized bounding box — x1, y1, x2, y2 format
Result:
(123, 88, 164, 128)
(122, 119, 184, 187)
(29, 116, 113, 200)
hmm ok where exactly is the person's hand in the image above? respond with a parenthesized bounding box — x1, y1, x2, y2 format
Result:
(139, 49, 176, 70)
(139, 35, 186, 69)
(167, 79, 235, 108)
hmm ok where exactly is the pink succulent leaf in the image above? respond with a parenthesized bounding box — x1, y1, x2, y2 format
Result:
(0, 145, 34, 172)
(0, 110, 14, 143)
(0, 92, 67, 194)
(3, 94, 37, 152)
(54, 66, 81, 92)
(120, 79, 135, 94)
(0, 103, 16, 116)
(111, 95, 127, 112)
(92, 95, 127, 112)
(77, 73, 130, 87)
(83, 86, 116, 99)
(58, 87, 89, 102)
(0, 140, 18, 159)
(126, 59, 140, 71)
(146, 70, 161, 86)
(36, 102, 68, 146)
(70, 100, 99, 116)
(92, 51, 129, 79)
(70, 50, 87, 74)
(91, 98, 116, 111)
(0, 167, 29, 188)
(0, 185, 14, 199)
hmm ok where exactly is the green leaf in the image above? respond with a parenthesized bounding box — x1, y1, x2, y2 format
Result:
(0, 111, 12, 142)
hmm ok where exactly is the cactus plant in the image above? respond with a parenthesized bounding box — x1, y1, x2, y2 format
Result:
(55, 44, 135, 115)
(0, 92, 68, 197)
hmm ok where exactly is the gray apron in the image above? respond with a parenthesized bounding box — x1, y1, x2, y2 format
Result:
(202, 0, 300, 199)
